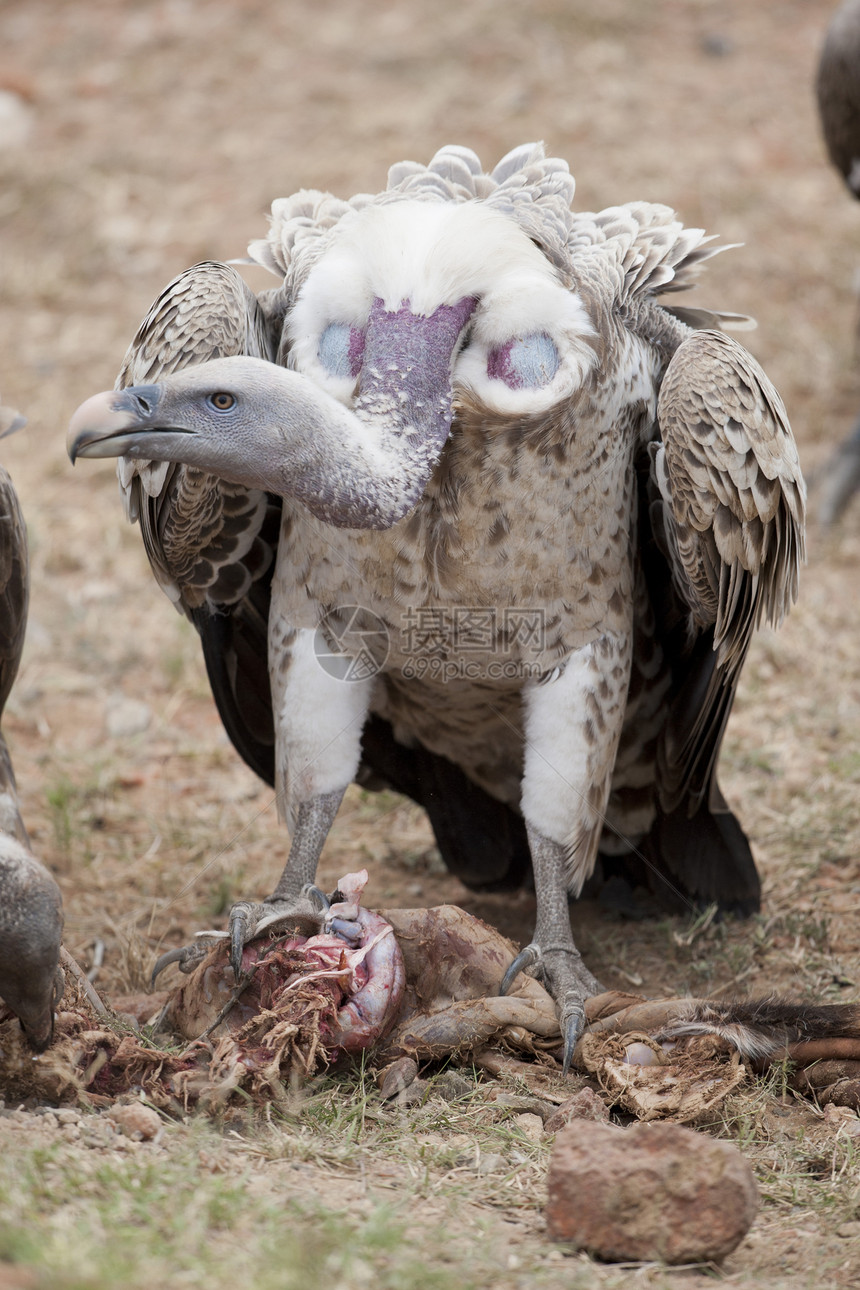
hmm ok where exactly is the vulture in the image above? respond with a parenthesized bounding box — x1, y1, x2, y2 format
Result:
(817, 0, 860, 524)
(68, 144, 804, 1066)
(0, 399, 63, 1051)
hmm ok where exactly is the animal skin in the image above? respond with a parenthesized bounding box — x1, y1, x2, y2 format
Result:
(67, 144, 804, 1066)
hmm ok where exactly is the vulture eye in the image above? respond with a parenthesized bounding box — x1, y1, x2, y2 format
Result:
(209, 392, 236, 411)
(487, 333, 560, 390)
(319, 323, 365, 380)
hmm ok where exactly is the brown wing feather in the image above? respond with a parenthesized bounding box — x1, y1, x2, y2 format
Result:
(116, 261, 278, 613)
(651, 328, 805, 811)
(116, 262, 282, 782)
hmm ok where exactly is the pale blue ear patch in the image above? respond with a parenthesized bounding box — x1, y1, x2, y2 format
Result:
(319, 323, 365, 379)
(487, 332, 559, 390)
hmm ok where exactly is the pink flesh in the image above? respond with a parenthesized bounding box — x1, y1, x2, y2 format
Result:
(235, 869, 404, 1055)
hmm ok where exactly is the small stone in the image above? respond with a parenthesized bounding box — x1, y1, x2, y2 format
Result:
(545, 1120, 759, 1264)
(476, 1152, 506, 1174)
(544, 1087, 610, 1132)
(61, 1124, 80, 1142)
(377, 1056, 418, 1100)
(55, 1109, 80, 1125)
(82, 1122, 116, 1149)
(837, 1221, 860, 1239)
(0, 90, 34, 150)
(491, 1093, 555, 1120)
(432, 1071, 472, 1102)
(395, 1078, 429, 1107)
(108, 1102, 162, 1141)
(105, 697, 152, 738)
(514, 1112, 544, 1143)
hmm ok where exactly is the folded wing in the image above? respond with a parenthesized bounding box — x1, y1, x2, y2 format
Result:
(650, 328, 805, 814)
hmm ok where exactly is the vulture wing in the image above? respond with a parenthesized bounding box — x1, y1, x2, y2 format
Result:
(116, 261, 281, 780)
(649, 328, 805, 861)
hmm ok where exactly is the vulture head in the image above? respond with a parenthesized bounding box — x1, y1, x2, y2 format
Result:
(68, 197, 596, 528)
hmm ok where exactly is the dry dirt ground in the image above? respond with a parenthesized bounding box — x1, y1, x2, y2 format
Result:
(1, 1, 860, 1286)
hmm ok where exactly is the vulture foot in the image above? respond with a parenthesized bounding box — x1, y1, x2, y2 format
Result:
(151, 941, 210, 986)
(228, 889, 329, 980)
(504, 827, 604, 1072)
(153, 887, 330, 986)
(501, 940, 602, 1074)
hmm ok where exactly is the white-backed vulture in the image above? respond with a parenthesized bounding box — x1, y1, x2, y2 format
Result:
(68, 145, 804, 1066)
(0, 399, 63, 1050)
(817, 0, 860, 524)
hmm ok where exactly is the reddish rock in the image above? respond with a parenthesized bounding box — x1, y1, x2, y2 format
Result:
(108, 1102, 163, 1141)
(544, 1087, 610, 1132)
(545, 1120, 758, 1264)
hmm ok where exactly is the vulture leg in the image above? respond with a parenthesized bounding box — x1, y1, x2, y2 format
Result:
(227, 625, 372, 978)
(502, 633, 630, 1070)
(501, 825, 603, 1071)
(228, 789, 346, 976)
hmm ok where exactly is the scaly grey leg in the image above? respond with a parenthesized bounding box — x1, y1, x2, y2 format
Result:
(501, 824, 603, 1072)
(228, 786, 347, 976)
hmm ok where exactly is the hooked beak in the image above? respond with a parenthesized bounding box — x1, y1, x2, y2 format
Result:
(67, 385, 176, 462)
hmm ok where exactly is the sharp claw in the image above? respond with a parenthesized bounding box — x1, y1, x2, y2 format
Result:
(151, 942, 208, 987)
(561, 1006, 586, 1076)
(229, 903, 253, 980)
(302, 883, 331, 913)
(500, 942, 542, 995)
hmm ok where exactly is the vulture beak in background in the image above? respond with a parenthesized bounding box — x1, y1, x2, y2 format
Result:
(13, 964, 64, 1053)
(0, 406, 26, 438)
